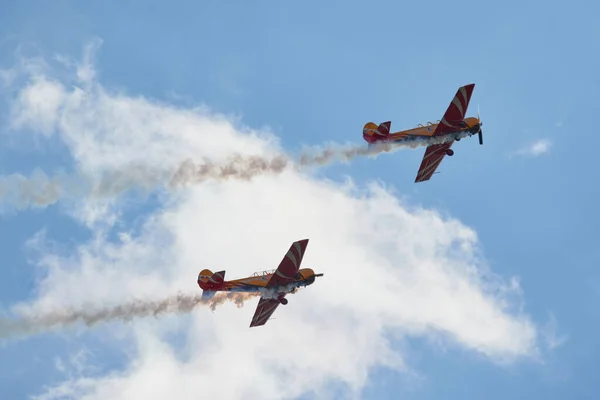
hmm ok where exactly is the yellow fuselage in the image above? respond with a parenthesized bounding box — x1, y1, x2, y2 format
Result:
(363, 117, 481, 144)
(198, 268, 317, 293)
(387, 117, 480, 141)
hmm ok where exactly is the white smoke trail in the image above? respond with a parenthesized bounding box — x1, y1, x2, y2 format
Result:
(0, 169, 78, 209)
(0, 156, 290, 208)
(0, 291, 259, 340)
(167, 154, 289, 188)
(0, 130, 473, 208)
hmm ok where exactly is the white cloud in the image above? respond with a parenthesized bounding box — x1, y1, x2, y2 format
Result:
(6, 42, 541, 399)
(514, 139, 553, 157)
(10, 75, 66, 136)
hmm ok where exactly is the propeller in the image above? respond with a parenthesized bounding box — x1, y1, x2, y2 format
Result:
(477, 104, 483, 145)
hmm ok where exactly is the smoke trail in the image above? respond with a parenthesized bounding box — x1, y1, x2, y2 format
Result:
(163, 132, 468, 186)
(0, 130, 473, 208)
(0, 170, 76, 209)
(0, 155, 290, 208)
(168, 154, 289, 188)
(0, 291, 259, 340)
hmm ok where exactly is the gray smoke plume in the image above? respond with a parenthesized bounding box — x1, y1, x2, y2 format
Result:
(0, 155, 290, 208)
(0, 291, 259, 340)
(0, 131, 471, 208)
(168, 154, 289, 188)
(0, 169, 76, 209)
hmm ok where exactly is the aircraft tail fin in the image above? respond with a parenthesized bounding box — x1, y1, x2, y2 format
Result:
(197, 269, 226, 289)
(363, 121, 391, 138)
(376, 121, 391, 136)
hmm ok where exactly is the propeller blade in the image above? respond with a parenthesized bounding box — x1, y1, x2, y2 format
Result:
(478, 129, 483, 145)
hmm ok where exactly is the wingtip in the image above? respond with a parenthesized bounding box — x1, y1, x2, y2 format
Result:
(460, 83, 475, 92)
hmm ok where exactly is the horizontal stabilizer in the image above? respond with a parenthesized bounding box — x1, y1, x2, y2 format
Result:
(198, 269, 226, 284)
(363, 121, 391, 138)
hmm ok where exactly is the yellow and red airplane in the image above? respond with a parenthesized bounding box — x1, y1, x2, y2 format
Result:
(362, 83, 483, 182)
(197, 239, 323, 327)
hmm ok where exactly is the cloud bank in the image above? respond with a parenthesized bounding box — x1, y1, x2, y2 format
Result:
(2, 41, 539, 400)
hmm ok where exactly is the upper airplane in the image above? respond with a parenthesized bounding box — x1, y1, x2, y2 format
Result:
(197, 239, 323, 327)
(362, 83, 483, 182)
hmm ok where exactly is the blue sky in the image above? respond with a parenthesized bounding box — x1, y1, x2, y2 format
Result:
(1, 0, 599, 399)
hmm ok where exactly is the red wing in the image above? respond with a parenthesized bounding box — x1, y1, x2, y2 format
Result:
(414, 141, 454, 182)
(264, 239, 309, 287)
(431, 83, 475, 136)
(249, 296, 281, 327)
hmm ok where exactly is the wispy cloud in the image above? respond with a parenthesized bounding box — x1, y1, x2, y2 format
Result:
(541, 312, 568, 351)
(513, 139, 553, 157)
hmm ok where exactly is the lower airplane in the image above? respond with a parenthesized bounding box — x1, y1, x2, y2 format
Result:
(362, 83, 484, 182)
(197, 239, 323, 327)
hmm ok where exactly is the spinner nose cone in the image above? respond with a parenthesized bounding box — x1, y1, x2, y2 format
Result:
(300, 268, 323, 285)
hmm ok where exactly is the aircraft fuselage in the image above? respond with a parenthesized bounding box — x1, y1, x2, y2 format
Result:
(198, 267, 319, 294)
(363, 116, 481, 144)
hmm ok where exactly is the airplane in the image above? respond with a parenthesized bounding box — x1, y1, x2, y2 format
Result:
(362, 83, 483, 182)
(197, 239, 323, 327)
